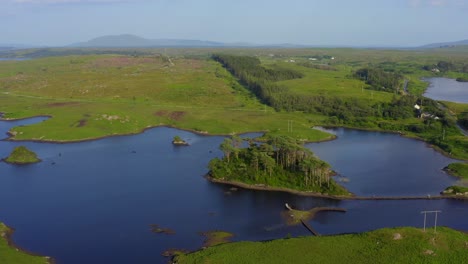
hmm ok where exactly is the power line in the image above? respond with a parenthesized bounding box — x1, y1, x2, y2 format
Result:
(421, 210, 442, 233)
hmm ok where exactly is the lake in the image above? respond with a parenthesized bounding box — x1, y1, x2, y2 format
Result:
(423, 77, 468, 104)
(0, 119, 467, 264)
(309, 127, 458, 196)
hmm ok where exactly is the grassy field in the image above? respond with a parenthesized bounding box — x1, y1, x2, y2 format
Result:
(0, 48, 467, 158)
(0, 54, 331, 142)
(174, 227, 468, 264)
(0, 223, 50, 264)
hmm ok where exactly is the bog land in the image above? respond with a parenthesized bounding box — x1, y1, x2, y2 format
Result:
(0, 48, 467, 159)
(174, 227, 468, 264)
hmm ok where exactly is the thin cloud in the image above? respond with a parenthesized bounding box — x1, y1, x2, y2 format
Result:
(409, 0, 467, 7)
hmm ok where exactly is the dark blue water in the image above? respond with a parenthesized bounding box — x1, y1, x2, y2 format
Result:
(309, 127, 458, 196)
(423, 77, 468, 103)
(0, 119, 467, 264)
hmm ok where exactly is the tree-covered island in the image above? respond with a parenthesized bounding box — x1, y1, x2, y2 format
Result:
(208, 135, 350, 196)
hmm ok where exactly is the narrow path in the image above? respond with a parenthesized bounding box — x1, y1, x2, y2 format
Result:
(301, 219, 320, 236)
(403, 79, 409, 93)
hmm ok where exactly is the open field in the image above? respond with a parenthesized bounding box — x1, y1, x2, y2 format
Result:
(174, 227, 468, 264)
(0, 54, 331, 142)
(0, 48, 467, 160)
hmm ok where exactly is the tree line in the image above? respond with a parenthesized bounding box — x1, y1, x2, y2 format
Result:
(212, 54, 418, 122)
(354, 67, 404, 93)
(423, 61, 468, 73)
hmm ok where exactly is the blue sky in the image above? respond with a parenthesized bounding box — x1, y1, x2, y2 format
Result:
(1, 0, 467, 46)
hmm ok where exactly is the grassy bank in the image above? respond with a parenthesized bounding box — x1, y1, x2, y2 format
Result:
(0, 223, 51, 264)
(444, 163, 468, 179)
(174, 227, 468, 264)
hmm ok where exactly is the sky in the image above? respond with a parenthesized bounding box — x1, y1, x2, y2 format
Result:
(0, 0, 467, 47)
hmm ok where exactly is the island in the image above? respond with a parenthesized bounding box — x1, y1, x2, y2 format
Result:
(172, 135, 189, 146)
(3, 146, 41, 165)
(0, 222, 51, 263)
(456, 77, 468, 82)
(207, 135, 350, 196)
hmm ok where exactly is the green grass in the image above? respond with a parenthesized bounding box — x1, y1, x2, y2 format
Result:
(442, 185, 468, 196)
(0, 55, 331, 142)
(1, 50, 468, 161)
(276, 63, 394, 103)
(200, 231, 234, 247)
(0, 223, 50, 264)
(175, 227, 468, 264)
(4, 146, 40, 164)
(445, 163, 468, 179)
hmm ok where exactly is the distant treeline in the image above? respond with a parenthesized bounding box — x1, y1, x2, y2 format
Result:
(213, 54, 416, 121)
(297, 62, 337, 71)
(213, 54, 462, 154)
(423, 61, 468, 73)
(459, 113, 468, 130)
(1, 48, 153, 58)
(354, 68, 404, 93)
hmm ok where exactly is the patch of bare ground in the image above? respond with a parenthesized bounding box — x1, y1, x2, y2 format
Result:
(77, 119, 87, 127)
(46, 102, 81, 107)
(154, 110, 168, 117)
(91, 57, 162, 68)
(153, 110, 186, 121)
(169, 111, 186, 121)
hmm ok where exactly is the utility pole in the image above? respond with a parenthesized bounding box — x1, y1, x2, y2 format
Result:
(421, 210, 442, 233)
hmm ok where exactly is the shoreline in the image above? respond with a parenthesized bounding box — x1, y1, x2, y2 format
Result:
(1, 115, 465, 161)
(318, 124, 467, 161)
(1, 223, 54, 264)
(0, 115, 333, 144)
(206, 176, 468, 201)
(1, 121, 268, 144)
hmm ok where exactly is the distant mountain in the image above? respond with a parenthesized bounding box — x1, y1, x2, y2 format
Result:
(71, 34, 227, 48)
(419, 39, 468, 49)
